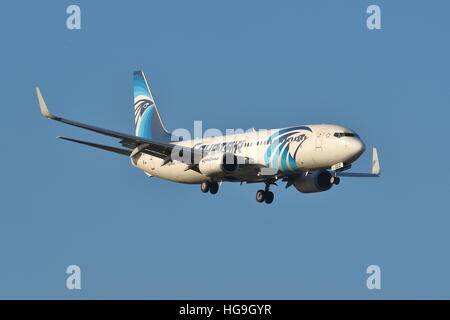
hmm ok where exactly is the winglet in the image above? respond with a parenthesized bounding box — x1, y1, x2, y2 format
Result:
(36, 88, 56, 119)
(372, 147, 381, 175)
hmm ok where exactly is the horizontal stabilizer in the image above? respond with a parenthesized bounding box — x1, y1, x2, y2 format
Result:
(58, 136, 131, 156)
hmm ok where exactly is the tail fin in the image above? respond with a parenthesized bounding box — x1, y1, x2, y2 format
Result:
(133, 71, 171, 141)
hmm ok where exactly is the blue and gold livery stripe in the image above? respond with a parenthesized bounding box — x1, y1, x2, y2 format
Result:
(133, 72, 151, 99)
(264, 126, 312, 172)
(133, 72, 155, 138)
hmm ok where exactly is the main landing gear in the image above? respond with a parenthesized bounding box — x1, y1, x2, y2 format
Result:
(256, 183, 274, 204)
(201, 181, 219, 194)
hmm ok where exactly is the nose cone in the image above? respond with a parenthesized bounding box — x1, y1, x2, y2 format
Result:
(346, 138, 365, 161)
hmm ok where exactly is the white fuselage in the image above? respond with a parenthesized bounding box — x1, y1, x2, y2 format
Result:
(131, 124, 366, 184)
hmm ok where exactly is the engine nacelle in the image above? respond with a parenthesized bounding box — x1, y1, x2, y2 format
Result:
(198, 153, 239, 176)
(294, 170, 333, 193)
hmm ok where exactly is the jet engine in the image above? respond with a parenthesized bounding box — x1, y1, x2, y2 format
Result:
(294, 170, 333, 193)
(198, 153, 239, 176)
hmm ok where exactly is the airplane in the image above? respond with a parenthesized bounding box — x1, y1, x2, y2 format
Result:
(36, 70, 380, 204)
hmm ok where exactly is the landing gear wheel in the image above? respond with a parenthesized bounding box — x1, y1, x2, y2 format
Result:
(334, 177, 340, 185)
(201, 181, 210, 193)
(264, 191, 274, 204)
(256, 190, 265, 203)
(209, 182, 219, 194)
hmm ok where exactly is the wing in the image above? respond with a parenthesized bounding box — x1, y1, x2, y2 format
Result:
(36, 88, 202, 162)
(337, 147, 381, 178)
(58, 136, 132, 156)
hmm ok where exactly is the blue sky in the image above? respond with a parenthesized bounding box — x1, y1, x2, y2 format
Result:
(0, 0, 449, 299)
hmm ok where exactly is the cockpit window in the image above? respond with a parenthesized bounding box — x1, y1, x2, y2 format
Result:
(334, 132, 359, 138)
